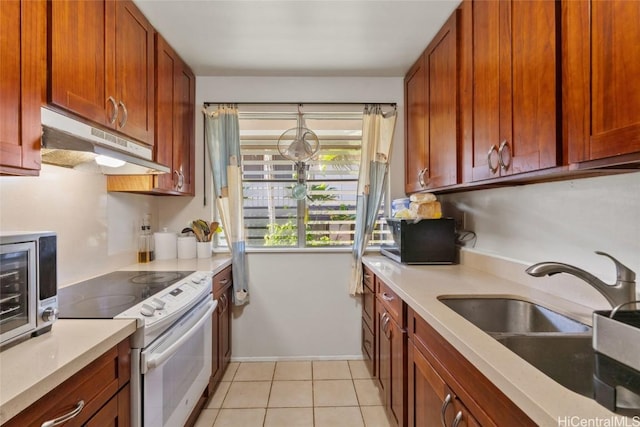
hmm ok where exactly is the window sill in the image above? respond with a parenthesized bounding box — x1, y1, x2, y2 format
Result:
(213, 247, 383, 255)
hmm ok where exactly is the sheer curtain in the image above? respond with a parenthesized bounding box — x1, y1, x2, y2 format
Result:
(203, 104, 249, 305)
(350, 104, 397, 295)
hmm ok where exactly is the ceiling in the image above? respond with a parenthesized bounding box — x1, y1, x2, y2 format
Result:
(133, 0, 461, 77)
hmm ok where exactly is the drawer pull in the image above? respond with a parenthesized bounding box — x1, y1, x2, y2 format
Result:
(220, 279, 229, 285)
(106, 97, 117, 124)
(381, 292, 394, 302)
(487, 144, 499, 174)
(41, 400, 85, 427)
(451, 411, 463, 427)
(118, 101, 128, 128)
(440, 394, 452, 427)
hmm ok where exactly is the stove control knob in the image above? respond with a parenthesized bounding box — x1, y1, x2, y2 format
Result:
(42, 307, 59, 322)
(151, 298, 166, 310)
(191, 275, 203, 284)
(140, 303, 156, 317)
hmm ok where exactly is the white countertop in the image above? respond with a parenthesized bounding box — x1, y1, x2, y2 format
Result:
(363, 252, 632, 425)
(0, 255, 232, 424)
(0, 319, 136, 423)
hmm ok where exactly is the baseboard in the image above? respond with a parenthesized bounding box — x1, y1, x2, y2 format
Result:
(230, 354, 365, 363)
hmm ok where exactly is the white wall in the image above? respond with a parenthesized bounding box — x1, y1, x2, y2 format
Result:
(231, 253, 361, 360)
(0, 165, 157, 286)
(441, 172, 640, 285)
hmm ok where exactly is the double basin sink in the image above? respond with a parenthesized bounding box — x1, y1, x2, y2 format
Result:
(439, 297, 594, 397)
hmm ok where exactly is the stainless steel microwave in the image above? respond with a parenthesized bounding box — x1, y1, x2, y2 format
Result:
(0, 232, 58, 349)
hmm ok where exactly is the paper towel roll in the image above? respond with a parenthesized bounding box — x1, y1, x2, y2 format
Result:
(154, 229, 177, 260)
(177, 236, 197, 259)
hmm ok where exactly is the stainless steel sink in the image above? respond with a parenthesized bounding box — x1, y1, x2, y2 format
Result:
(439, 297, 590, 334)
(494, 334, 594, 397)
(439, 296, 594, 397)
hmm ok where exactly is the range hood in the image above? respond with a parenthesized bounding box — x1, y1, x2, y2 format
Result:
(40, 108, 170, 175)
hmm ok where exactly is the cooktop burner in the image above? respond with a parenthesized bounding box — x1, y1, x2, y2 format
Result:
(58, 270, 194, 319)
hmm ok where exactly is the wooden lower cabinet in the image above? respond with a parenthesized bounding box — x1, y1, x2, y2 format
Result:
(210, 265, 233, 390)
(408, 307, 536, 427)
(408, 340, 479, 427)
(376, 278, 407, 427)
(5, 339, 131, 427)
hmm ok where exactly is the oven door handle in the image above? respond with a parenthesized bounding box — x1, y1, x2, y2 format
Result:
(145, 300, 216, 371)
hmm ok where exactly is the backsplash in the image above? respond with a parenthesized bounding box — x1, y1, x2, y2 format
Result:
(0, 164, 157, 286)
(442, 171, 640, 285)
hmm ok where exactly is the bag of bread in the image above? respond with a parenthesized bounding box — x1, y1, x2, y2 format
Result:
(409, 201, 442, 219)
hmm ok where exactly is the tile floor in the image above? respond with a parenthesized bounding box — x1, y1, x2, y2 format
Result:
(194, 360, 394, 427)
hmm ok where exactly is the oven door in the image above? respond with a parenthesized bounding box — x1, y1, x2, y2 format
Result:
(140, 297, 216, 427)
(0, 241, 37, 347)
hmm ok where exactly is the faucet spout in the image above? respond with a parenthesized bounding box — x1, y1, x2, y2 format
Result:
(525, 251, 636, 308)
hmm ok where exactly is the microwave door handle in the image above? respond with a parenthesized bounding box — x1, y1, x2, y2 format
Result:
(144, 300, 216, 372)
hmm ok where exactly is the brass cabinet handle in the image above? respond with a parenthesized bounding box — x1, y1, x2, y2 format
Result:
(41, 400, 85, 427)
(498, 140, 511, 171)
(118, 101, 128, 128)
(487, 145, 499, 174)
(440, 394, 452, 427)
(451, 411, 463, 427)
(177, 168, 184, 190)
(107, 97, 117, 124)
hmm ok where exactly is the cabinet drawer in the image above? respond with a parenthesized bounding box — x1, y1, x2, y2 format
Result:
(5, 339, 130, 427)
(213, 265, 233, 297)
(361, 319, 375, 376)
(377, 278, 403, 326)
(362, 281, 375, 331)
(363, 265, 375, 292)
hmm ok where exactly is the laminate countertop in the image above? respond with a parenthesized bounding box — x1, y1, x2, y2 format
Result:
(0, 255, 232, 424)
(363, 251, 634, 425)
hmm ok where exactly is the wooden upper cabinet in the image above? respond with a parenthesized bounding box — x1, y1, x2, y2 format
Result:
(113, 0, 155, 144)
(404, 9, 460, 193)
(404, 54, 428, 193)
(0, 0, 45, 176)
(107, 34, 195, 195)
(464, 0, 559, 182)
(49, 0, 154, 146)
(564, 0, 640, 165)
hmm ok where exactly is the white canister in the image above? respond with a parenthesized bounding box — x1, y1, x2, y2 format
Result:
(196, 241, 211, 258)
(177, 236, 197, 259)
(154, 228, 177, 260)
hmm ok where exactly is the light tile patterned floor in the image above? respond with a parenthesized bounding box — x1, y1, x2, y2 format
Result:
(194, 360, 394, 427)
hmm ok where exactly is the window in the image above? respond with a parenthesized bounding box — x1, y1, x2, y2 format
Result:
(223, 104, 391, 248)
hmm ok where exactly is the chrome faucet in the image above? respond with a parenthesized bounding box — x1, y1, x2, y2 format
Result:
(526, 251, 636, 308)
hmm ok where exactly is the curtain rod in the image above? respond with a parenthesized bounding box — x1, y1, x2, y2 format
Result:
(203, 102, 397, 107)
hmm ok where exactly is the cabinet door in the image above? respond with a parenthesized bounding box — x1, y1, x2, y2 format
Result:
(424, 10, 459, 189)
(377, 303, 390, 395)
(173, 64, 196, 195)
(85, 383, 131, 427)
(49, 0, 114, 127)
(114, 0, 154, 145)
(404, 54, 428, 193)
(1, 0, 44, 176)
(220, 285, 233, 368)
(467, 0, 558, 181)
(565, 0, 640, 163)
(155, 35, 178, 192)
(502, 0, 558, 175)
(408, 342, 479, 427)
(389, 315, 406, 427)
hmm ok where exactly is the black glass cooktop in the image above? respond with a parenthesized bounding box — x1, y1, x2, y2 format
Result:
(58, 271, 193, 319)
